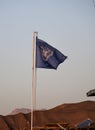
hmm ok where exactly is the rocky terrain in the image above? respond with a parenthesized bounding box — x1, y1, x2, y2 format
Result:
(0, 100, 95, 129)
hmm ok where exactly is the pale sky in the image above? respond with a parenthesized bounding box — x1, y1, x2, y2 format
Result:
(0, 0, 95, 115)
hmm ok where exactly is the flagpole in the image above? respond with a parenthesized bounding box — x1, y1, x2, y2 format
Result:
(31, 31, 38, 130)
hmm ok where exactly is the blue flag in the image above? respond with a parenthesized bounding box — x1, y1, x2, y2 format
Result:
(36, 38, 67, 69)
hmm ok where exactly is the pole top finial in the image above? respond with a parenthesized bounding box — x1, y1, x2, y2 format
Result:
(34, 31, 38, 34)
(33, 32, 38, 38)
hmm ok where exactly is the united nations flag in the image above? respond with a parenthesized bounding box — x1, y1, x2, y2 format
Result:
(36, 38, 67, 69)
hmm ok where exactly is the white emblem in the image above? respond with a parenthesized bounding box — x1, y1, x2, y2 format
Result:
(40, 46, 53, 61)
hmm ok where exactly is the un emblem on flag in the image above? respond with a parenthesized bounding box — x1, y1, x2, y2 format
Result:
(40, 46, 53, 61)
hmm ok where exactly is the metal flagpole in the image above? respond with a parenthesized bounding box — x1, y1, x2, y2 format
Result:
(31, 31, 38, 130)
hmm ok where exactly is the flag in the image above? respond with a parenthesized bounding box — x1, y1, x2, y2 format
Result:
(36, 38, 67, 69)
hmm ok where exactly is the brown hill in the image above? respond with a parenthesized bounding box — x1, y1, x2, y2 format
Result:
(0, 100, 95, 129)
(33, 100, 95, 127)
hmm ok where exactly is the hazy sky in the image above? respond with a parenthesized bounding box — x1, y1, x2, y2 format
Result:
(0, 0, 95, 115)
